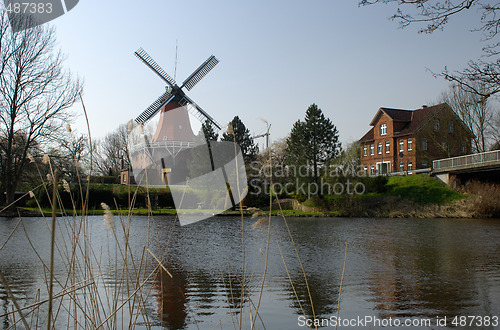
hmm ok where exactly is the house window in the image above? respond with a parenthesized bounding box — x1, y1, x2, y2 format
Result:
(441, 141, 447, 151)
(370, 165, 375, 175)
(364, 166, 368, 174)
(378, 142, 382, 154)
(380, 124, 387, 136)
(408, 161, 413, 171)
(434, 119, 440, 132)
(370, 144, 374, 156)
(421, 138, 427, 151)
(461, 141, 467, 153)
(385, 141, 390, 153)
(407, 138, 413, 151)
(399, 161, 404, 172)
(122, 174, 127, 183)
(448, 121, 454, 133)
(399, 139, 404, 152)
(422, 160, 428, 168)
(363, 145, 367, 157)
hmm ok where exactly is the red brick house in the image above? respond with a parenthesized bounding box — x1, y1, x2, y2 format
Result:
(359, 103, 472, 175)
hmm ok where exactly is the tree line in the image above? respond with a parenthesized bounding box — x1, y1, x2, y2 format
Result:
(3, 5, 500, 207)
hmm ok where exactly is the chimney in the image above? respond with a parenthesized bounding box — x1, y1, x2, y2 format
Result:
(421, 105, 428, 109)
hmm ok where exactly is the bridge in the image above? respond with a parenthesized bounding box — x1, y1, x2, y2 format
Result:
(432, 150, 500, 184)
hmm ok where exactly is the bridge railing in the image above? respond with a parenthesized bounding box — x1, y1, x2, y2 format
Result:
(433, 150, 500, 170)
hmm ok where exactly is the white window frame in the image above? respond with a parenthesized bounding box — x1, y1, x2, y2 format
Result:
(380, 124, 387, 136)
(407, 138, 412, 151)
(363, 145, 367, 157)
(370, 144, 374, 156)
(399, 139, 404, 152)
(385, 141, 390, 153)
(407, 161, 413, 171)
(378, 142, 382, 154)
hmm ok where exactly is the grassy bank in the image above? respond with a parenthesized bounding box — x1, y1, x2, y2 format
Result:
(385, 175, 463, 204)
(7, 175, 499, 219)
(300, 174, 500, 218)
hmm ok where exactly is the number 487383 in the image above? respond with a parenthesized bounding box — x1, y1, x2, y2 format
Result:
(451, 316, 499, 327)
(5, 2, 53, 14)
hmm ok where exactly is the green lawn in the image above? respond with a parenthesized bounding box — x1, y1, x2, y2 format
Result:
(386, 175, 464, 204)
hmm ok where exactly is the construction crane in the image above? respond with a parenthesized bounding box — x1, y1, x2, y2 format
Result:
(253, 124, 271, 149)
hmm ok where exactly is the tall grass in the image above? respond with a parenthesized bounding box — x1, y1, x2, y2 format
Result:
(0, 102, 337, 329)
(460, 180, 500, 218)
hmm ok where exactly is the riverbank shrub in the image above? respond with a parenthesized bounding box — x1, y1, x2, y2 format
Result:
(25, 184, 175, 210)
(461, 181, 500, 218)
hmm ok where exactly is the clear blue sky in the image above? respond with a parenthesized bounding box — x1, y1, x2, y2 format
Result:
(50, 0, 483, 148)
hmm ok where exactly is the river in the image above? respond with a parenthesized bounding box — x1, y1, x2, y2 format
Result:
(0, 216, 499, 329)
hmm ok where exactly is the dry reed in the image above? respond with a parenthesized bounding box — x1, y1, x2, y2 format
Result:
(0, 103, 330, 330)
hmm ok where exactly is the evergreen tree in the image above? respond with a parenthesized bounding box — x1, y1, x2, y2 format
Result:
(201, 120, 219, 142)
(221, 116, 258, 162)
(189, 120, 219, 179)
(286, 104, 341, 184)
(193, 120, 219, 146)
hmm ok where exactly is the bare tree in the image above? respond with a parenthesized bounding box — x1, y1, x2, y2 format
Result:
(359, 1, 484, 34)
(48, 131, 90, 183)
(0, 14, 82, 204)
(253, 137, 289, 184)
(492, 111, 500, 148)
(93, 123, 131, 177)
(440, 83, 497, 152)
(333, 141, 361, 173)
(359, 0, 500, 100)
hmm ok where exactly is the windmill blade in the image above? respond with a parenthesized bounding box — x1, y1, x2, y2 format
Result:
(181, 55, 219, 91)
(180, 94, 221, 130)
(135, 91, 175, 125)
(135, 48, 177, 87)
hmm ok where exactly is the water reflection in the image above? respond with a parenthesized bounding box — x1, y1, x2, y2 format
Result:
(363, 219, 500, 321)
(0, 216, 499, 329)
(154, 262, 189, 329)
(285, 273, 339, 318)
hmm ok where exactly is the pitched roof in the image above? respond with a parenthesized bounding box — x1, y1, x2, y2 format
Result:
(359, 127, 374, 143)
(359, 103, 450, 142)
(369, 107, 413, 126)
(393, 103, 446, 137)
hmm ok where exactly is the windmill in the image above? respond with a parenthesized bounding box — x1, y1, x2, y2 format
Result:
(127, 48, 248, 225)
(134, 47, 221, 136)
(129, 48, 221, 185)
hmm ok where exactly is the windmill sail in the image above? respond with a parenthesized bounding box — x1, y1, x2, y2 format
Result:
(181, 55, 219, 91)
(135, 90, 174, 125)
(135, 48, 177, 87)
(180, 94, 221, 129)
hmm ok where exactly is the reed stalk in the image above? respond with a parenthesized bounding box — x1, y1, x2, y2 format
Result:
(47, 169, 58, 330)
